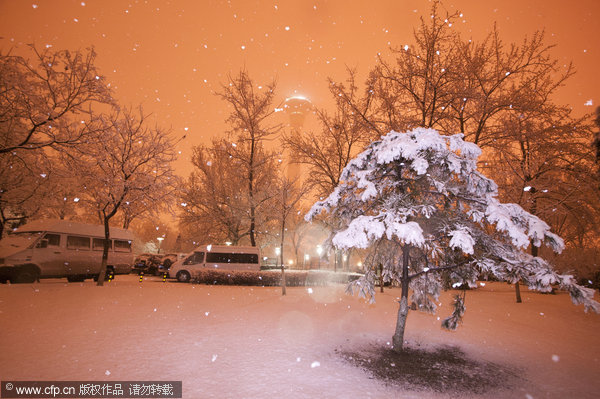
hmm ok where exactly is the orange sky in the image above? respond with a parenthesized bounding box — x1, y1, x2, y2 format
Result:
(1, 0, 599, 175)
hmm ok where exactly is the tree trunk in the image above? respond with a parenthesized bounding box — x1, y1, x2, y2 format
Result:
(392, 245, 411, 352)
(516, 238, 539, 303)
(379, 263, 384, 293)
(97, 216, 111, 287)
(515, 190, 538, 303)
(279, 211, 286, 269)
(281, 266, 287, 296)
(248, 132, 256, 247)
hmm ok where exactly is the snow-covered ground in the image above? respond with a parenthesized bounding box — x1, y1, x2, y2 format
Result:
(1, 275, 598, 399)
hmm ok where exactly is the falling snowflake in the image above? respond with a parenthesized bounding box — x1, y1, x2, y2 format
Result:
(310, 361, 320, 368)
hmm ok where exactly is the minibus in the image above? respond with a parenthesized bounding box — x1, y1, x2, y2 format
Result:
(168, 244, 260, 282)
(0, 219, 134, 283)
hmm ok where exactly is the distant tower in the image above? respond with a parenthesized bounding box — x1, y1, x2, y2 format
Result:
(283, 96, 312, 183)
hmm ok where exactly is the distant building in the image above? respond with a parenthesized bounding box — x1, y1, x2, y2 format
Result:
(283, 96, 313, 183)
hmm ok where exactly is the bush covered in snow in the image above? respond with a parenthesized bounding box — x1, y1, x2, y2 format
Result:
(191, 269, 361, 287)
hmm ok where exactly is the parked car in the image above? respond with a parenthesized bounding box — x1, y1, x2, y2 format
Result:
(133, 253, 163, 274)
(159, 253, 187, 270)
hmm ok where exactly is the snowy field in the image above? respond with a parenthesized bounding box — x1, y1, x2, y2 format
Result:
(1, 275, 598, 399)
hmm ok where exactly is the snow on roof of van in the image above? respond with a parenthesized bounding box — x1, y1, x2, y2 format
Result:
(14, 219, 134, 241)
(195, 244, 259, 253)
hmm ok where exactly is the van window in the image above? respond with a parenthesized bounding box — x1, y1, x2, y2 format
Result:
(44, 233, 61, 247)
(67, 235, 90, 250)
(183, 252, 204, 265)
(114, 240, 132, 252)
(36, 233, 60, 248)
(92, 238, 112, 251)
(206, 252, 258, 264)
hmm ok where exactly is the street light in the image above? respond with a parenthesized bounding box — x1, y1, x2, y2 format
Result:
(316, 245, 323, 269)
(275, 247, 281, 267)
(304, 253, 310, 269)
(156, 237, 164, 254)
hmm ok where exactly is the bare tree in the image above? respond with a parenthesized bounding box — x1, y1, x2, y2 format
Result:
(331, 1, 573, 150)
(0, 44, 112, 236)
(493, 111, 598, 244)
(283, 73, 372, 199)
(594, 106, 600, 169)
(68, 106, 178, 286)
(217, 69, 281, 246)
(0, 151, 52, 237)
(372, 2, 461, 132)
(275, 175, 308, 267)
(449, 28, 573, 147)
(286, 211, 312, 267)
(0, 44, 112, 155)
(179, 139, 250, 245)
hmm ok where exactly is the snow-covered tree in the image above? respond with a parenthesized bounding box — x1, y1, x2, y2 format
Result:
(307, 128, 599, 351)
(68, 106, 179, 286)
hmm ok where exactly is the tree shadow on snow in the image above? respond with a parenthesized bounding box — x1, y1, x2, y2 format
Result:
(337, 343, 522, 396)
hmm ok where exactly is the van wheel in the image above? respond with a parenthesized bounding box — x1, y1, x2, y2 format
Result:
(67, 275, 85, 282)
(11, 266, 39, 284)
(176, 270, 191, 283)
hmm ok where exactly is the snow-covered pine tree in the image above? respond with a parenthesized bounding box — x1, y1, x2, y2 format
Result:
(306, 128, 599, 352)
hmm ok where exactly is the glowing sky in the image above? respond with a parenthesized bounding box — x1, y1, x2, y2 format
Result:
(1, 0, 598, 174)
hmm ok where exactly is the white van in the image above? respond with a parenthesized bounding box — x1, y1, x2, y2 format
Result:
(168, 245, 260, 282)
(0, 219, 134, 283)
